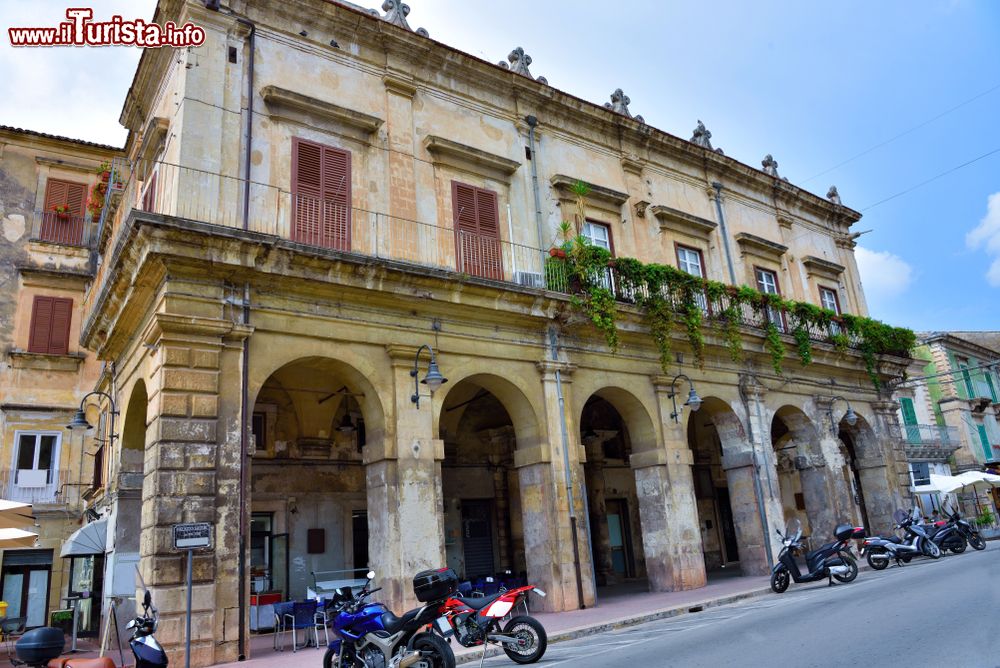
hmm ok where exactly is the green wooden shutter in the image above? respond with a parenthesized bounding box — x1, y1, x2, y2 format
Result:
(977, 424, 992, 460)
(986, 373, 997, 403)
(899, 398, 918, 443)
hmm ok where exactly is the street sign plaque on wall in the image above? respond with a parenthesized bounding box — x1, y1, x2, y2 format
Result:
(172, 522, 212, 550)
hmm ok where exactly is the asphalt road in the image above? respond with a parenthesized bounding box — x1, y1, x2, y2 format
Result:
(480, 541, 1000, 668)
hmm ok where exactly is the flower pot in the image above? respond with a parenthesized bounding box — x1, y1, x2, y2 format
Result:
(549, 248, 566, 259)
(100, 170, 111, 182)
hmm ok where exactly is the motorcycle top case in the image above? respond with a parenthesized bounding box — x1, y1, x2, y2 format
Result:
(413, 567, 459, 602)
(833, 524, 856, 541)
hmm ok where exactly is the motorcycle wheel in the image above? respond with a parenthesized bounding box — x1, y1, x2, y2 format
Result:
(323, 648, 337, 668)
(866, 547, 889, 570)
(501, 616, 547, 664)
(411, 633, 455, 668)
(922, 539, 941, 559)
(832, 555, 859, 583)
(950, 537, 967, 554)
(770, 567, 790, 593)
(969, 532, 986, 551)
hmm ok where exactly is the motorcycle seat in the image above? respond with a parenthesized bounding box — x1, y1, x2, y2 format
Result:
(805, 541, 838, 560)
(455, 593, 503, 610)
(381, 608, 421, 635)
(884, 536, 904, 544)
(48, 659, 116, 668)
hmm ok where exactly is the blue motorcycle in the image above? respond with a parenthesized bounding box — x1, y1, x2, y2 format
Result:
(323, 571, 455, 668)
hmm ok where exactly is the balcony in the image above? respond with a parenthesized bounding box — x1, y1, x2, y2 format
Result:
(29, 211, 95, 247)
(902, 424, 961, 462)
(95, 159, 873, 354)
(0, 468, 69, 506)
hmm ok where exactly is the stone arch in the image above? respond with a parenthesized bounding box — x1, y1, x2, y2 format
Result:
(771, 405, 831, 539)
(120, 379, 148, 475)
(435, 371, 542, 452)
(838, 410, 886, 532)
(584, 386, 659, 453)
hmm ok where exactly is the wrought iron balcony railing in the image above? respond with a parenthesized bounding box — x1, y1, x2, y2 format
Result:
(29, 211, 95, 247)
(0, 468, 70, 505)
(902, 424, 961, 461)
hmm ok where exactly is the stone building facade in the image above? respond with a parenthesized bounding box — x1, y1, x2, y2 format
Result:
(0, 126, 120, 632)
(4, 1, 919, 665)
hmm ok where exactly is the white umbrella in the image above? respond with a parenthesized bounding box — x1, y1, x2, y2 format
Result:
(953, 471, 1000, 492)
(0, 527, 39, 549)
(0, 499, 36, 529)
(915, 473, 965, 494)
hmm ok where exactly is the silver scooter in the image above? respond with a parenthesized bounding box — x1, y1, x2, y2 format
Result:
(863, 508, 941, 569)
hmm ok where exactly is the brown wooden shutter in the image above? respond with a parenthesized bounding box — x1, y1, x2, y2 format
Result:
(292, 138, 351, 250)
(142, 171, 158, 212)
(43, 180, 69, 212)
(41, 179, 87, 244)
(28, 296, 54, 353)
(474, 188, 502, 280)
(27, 296, 72, 354)
(453, 181, 502, 280)
(67, 183, 87, 217)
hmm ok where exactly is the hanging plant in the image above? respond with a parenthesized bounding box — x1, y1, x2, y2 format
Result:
(764, 322, 786, 375)
(792, 324, 812, 366)
(716, 305, 744, 364)
(645, 295, 675, 372)
(681, 302, 705, 368)
(829, 330, 850, 357)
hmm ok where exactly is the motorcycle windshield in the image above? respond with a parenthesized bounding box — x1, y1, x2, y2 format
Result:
(892, 509, 908, 525)
(784, 518, 802, 543)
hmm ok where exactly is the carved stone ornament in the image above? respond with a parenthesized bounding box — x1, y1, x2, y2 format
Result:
(498, 47, 547, 84)
(381, 0, 429, 37)
(827, 185, 842, 205)
(761, 154, 780, 177)
(634, 200, 650, 218)
(690, 120, 713, 149)
(604, 88, 644, 124)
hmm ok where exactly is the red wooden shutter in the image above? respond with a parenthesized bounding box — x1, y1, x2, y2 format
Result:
(67, 183, 87, 217)
(48, 298, 73, 354)
(43, 180, 69, 211)
(474, 189, 502, 280)
(41, 179, 86, 245)
(452, 182, 503, 280)
(142, 171, 158, 212)
(292, 138, 351, 250)
(28, 296, 54, 353)
(27, 296, 72, 354)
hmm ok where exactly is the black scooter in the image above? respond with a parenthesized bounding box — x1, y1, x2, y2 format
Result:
(770, 519, 859, 593)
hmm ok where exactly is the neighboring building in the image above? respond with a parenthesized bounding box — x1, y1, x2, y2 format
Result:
(0, 126, 121, 632)
(5, 2, 920, 665)
(903, 332, 1000, 518)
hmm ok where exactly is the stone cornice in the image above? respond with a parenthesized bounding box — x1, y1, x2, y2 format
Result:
(535, 360, 576, 381)
(423, 135, 521, 181)
(649, 205, 717, 239)
(261, 85, 384, 135)
(550, 174, 628, 209)
(735, 232, 788, 261)
(802, 255, 846, 281)
(17, 265, 92, 290)
(7, 350, 86, 372)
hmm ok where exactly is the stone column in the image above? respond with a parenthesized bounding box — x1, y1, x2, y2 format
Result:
(525, 361, 595, 611)
(138, 313, 248, 667)
(582, 433, 614, 586)
(641, 377, 706, 591)
(812, 396, 863, 529)
(365, 346, 447, 612)
(867, 400, 912, 531)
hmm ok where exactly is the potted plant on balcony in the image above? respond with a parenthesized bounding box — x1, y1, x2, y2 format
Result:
(96, 160, 111, 183)
(51, 203, 71, 220)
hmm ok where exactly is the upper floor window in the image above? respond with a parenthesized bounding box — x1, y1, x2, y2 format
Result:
(956, 356, 975, 399)
(27, 296, 73, 355)
(755, 267, 784, 331)
(582, 221, 612, 253)
(819, 286, 841, 314)
(40, 178, 87, 245)
(14, 432, 59, 488)
(676, 245, 704, 278)
(453, 181, 503, 281)
(291, 137, 352, 251)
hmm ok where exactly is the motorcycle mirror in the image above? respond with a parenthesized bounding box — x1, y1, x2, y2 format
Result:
(143, 590, 151, 608)
(485, 577, 494, 583)
(366, 570, 375, 581)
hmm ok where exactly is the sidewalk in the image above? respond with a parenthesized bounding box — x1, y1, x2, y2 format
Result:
(217, 572, 772, 668)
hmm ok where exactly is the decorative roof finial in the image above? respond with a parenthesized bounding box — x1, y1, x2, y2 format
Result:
(761, 154, 779, 177)
(604, 88, 644, 124)
(827, 185, 842, 205)
(381, 0, 429, 37)
(498, 47, 548, 84)
(690, 119, 723, 154)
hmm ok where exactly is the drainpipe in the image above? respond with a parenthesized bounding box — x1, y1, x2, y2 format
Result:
(711, 182, 737, 285)
(230, 10, 255, 662)
(525, 116, 547, 275)
(738, 376, 774, 569)
(547, 327, 587, 609)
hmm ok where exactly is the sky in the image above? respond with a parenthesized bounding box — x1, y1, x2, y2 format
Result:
(2, 0, 999, 332)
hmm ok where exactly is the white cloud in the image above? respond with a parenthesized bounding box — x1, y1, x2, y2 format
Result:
(966, 192, 1000, 287)
(855, 246, 914, 306)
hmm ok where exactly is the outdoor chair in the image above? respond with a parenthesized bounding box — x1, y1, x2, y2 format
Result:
(282, 600, 320, 652)
(272, 601, 292, 651)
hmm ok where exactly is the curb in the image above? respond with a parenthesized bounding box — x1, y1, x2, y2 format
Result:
(453, 584, 772, 665)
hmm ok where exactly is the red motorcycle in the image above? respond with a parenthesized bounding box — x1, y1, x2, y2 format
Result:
(432, 579, 547, 664)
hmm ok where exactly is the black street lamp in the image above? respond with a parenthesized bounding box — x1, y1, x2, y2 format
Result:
(410, 344, 447, 409)
(829, 395, 858, 433)
(668, 373, 703, 423)
(67, 390, 119, 447)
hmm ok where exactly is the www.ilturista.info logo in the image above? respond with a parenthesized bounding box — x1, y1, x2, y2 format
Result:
(8, 8, 205, 48)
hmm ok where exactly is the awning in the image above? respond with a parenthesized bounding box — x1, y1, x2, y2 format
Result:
(0, 500, 36, 529)
(0, 528, 39, 549)
(60, 518, 107, 557)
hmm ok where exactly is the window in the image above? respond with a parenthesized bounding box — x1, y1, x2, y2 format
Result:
(819, 286, 840, 314)
(40, 178, 87, 245)
(27, 296, 73, 355)
(14, 433, 59, 488)
(453, 181, 503, 281)
(141, 169, 157, 212)
(676, 245, 708, 312)
(251, 412, 266, 452)
(581, 220, 614, 290)
(292, 137, 352, 251)
(910, 463, 930, 487)
(754, 267, 785, 331)
(957, 358, 975, 399)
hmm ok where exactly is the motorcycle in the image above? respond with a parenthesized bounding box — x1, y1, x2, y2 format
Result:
(432, 576, 547, 664)
(940, 504, 987, 551)
(770, 518, 859, 593)
(921, 510, 967, 555)
(864, 508, 941, 570)
(324, 570, 455, 668)
(14, 577, 167, 668)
